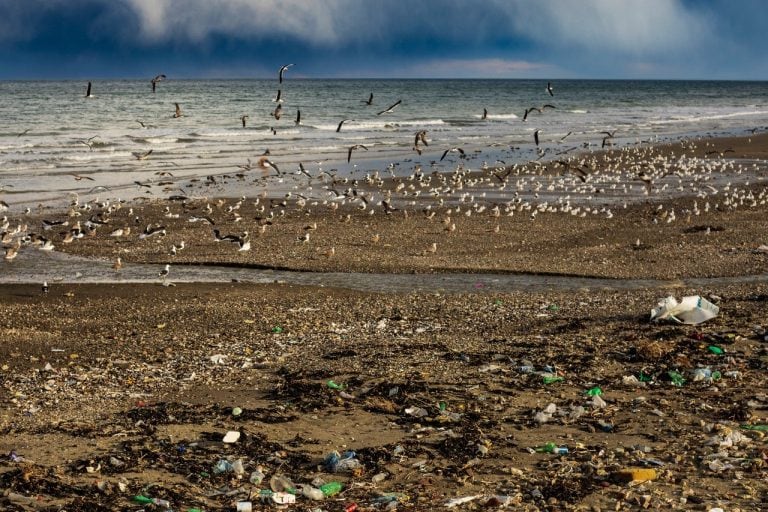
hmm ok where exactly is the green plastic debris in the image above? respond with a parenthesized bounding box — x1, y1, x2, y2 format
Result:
(535, 442, 558, 453)
(707, 345, 724, 355)
(326, 380, 345, 390)
(542, 376, 564, 384)
(585, 387, 603, 396)
(667, 371, 685, 387)
(271, 326, 283, 333)
(740, 424, 768, 431)
(320, 481, 343, 497)
(638, 371, 653, 382)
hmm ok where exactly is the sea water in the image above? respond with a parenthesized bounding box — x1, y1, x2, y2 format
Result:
(1, 79, 767, 210)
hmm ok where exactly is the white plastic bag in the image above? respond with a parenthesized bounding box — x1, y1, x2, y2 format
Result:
(650, 296, 719, 325)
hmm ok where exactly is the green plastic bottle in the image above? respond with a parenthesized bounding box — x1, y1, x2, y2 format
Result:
(320, 481, 343, 497)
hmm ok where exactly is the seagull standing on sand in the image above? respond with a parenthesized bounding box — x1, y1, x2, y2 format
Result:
(159, 264, 170, 282)
(278, 64, 294, 83)
(151, 74, 166, 93)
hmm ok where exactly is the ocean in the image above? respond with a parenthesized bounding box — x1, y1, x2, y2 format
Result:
(1, 79, 767, 210)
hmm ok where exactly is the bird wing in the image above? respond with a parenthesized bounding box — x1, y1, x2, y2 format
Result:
(377, 99, 401, 115)
(278, 64, 294, 83)
(440, 149, 450, 161)
(336, 119, 347, 132)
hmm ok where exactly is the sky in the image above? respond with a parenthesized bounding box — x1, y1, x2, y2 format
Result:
(1, 0, 766, 80)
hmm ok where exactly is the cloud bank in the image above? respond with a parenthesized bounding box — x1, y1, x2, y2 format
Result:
(0, 0, 765, 79)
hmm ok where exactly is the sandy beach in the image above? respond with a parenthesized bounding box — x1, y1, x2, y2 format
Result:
(2, 133, 768, 510)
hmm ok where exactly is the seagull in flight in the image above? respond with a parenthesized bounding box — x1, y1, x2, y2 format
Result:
(278, 64, 294, 83)
(78, 136, 99, 151)
(173, 103, 183, 118)
(295, 110, 301, 126)
(601, 131, 615, 148)
(377, 99, 402, 115)
(347, 144, 368, 163)
(85, 81, 93, 98)
(133, 149, 153, 160)
(534, 129, 541, 146)
(151, 74, 166, 93)
(273, 103, 283, 120)
(364, 92, 374, 106)
(240, 115, 248, 128)
(523, 104, 555, 121)
(336, 119, 349, 133)
(69, 173, 95, 181)
(547, 82, 554, 97)
(440, 147, 465, 161)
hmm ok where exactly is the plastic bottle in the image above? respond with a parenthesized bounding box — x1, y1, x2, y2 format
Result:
(300, 484, 325, 500)
(269, 474, 296, 494)
(535, 442, 568, 455)
(320, 481, 343, 497)
(131, 496, 170, 508)
(249, 465, 265, 485)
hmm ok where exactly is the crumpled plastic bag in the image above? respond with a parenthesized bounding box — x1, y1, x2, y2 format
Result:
(650, 295, 719, 325)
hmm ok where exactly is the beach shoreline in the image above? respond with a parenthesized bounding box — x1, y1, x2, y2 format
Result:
(1, 131, 768, 510)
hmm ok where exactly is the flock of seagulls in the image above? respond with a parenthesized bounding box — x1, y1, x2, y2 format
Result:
(2, 69, 767, 279)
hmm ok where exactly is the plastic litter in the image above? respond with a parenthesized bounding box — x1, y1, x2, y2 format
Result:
(535, 442, 568, 455)
(445, 495, 481, 508)
(324, 450, 362, 473)
(320, 481, 343, 497)
(650, 295, 719, 325)
(222, 430, 241, 443)
(236, 502, 253, 512)
(614, 467, 657, 483)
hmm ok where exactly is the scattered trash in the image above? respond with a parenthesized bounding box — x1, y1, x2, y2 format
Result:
(222, 430, 241, 443)
(650, 295, 719, 325)
(667, 370, 686, 387)
(324, 450, 362, 473)
(535, 442, 569, 455)
(320, 481, 343, 497)
(132, 495, 171, 508)
(613, 468, 658, 483)
(326, 380, 346, 390)
(445, 495, 481, 508)
(740, 424, 768, 431)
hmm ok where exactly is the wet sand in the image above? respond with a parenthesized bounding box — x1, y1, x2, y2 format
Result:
(1, 133, 768, 510)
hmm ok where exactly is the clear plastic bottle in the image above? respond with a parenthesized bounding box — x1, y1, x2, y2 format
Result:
(300, 484, 325, 500)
